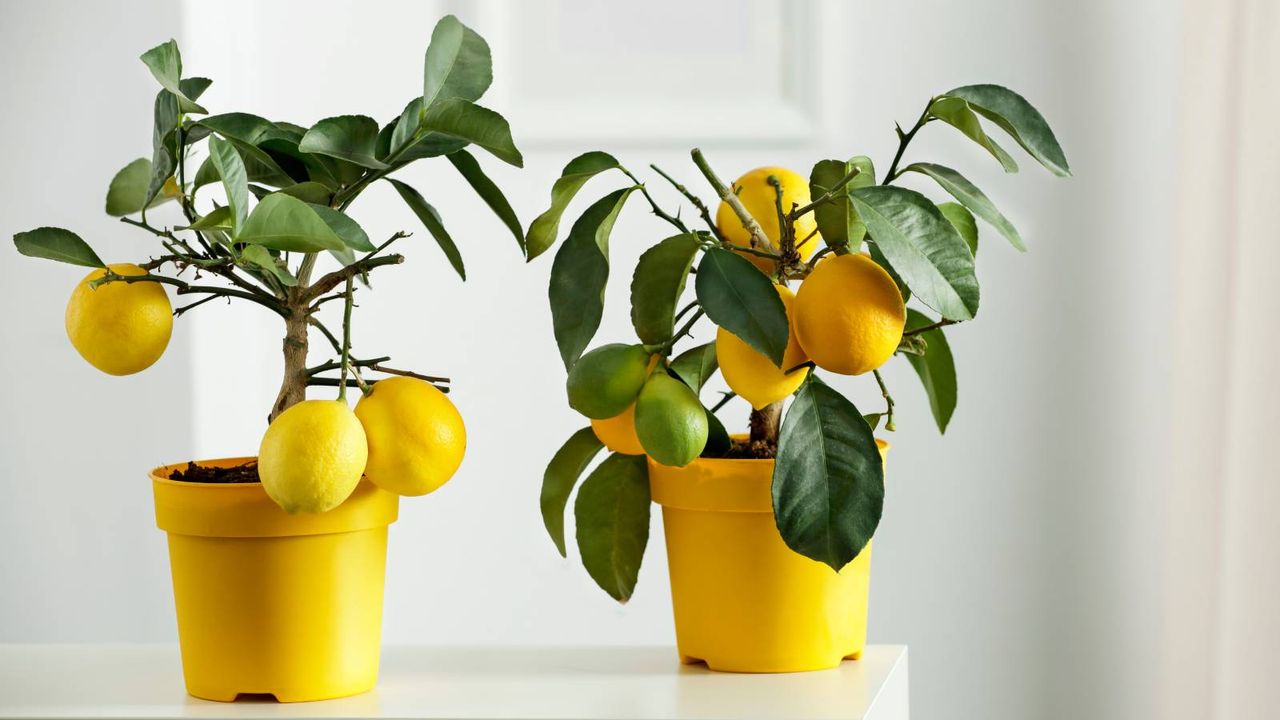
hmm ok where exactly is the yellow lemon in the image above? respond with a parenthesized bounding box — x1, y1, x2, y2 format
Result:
(354, 376, 466, 496)
(714, 167, 820, 273)
(716, 284, 809, 409)
(258, 400, 368, 514)
(591, 404, 644, 455)
(65, 263, 172, 375)
(794, 253, 906, 376)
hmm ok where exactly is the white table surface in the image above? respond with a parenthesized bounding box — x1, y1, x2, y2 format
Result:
(0, 644, 908, 720)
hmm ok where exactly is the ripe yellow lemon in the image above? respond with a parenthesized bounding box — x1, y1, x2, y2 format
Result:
(354, 376, 466, 496)
(591, 403, 645, 455)
(635, 373, 708, 467)
(717, 284, 809, 409)
(258, 400, 368, 514)
(794, 253, 906, 376)
(65, 263, 172, 375)
(715, 167, 821, 273)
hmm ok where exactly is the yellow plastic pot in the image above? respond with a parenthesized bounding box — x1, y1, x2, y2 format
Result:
(649, 440, 888, 673)
(151, 458, 398, 702)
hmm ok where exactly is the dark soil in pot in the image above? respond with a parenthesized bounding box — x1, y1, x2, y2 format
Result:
(168, 461, 260, 484)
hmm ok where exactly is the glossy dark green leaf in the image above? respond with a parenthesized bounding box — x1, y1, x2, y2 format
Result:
(630, 234, 701, 345)
(446, 149, 523, 251)
(207, 136, 249, 233)
(694, 248, 789, 366)
(143, 90, 179, 210)
(670, 341, 718, 391)
(179, 205, 233, 231)
(905, 310, 958, 433)
(574, 453, 651, 603)
(938, 202, 979, 256)
(387, 98, 470, 163)
(773, 378, 884, 570)
(139, 40, 206, 113)
(541, 427, 605, 557)
(238, 193, 345, 252)
(904, 163, 1017, 251)
(944, 85, 1071, 176)
(549, 188, 635, 369)
(196, 112, 276, 144)
(702, 406, 731, 458)
(299, 115, 388, 169)
(927, 96, 1018, 173)
(13, 227, 104, 268)
(421, 98, 522, 167)
(809, 156, 875, 248)
(850, 186, 979, 321)
(526, 151, 620, 261)
(308, 204, 375, 252)
(867, 241, 910, 303)
(423, 15, 492, 109)
(105, 158, 161, 217)
(387, 178, 465, 280)
(275, 181, 333, 205)
(238, 244, 298, 287)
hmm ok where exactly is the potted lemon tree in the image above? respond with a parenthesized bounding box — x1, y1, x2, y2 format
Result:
(12, 16, 523, 702)
(535, 86, 1068, 672)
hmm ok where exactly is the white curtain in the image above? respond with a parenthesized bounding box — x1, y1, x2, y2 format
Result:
(1164, 0, 1280, 717)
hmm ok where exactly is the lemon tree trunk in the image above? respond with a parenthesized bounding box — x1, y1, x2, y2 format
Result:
(270, 294, 310, 423)
(748, 400, 783, 455)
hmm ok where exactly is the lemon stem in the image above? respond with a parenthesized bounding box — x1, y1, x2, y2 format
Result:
(883, 101, 935, 184)
(690, 148, 777, 256)
(338, 275, 355, 402)
(873, 369, 896, 432)
(649, 163, 726, 243)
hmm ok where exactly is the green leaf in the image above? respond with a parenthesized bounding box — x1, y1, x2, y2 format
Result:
(694, 248, 789, 366)
(630, 234, 701, 345)
(944, 84, 1071, 176)
(446, 149, 523, 251)
(387, 178, 464, 280)
(207, 136, 249, 233)
(308, 204, 375, 252)
(863, 413, 883, 432)
(938, 202, 979, 256)
(143, 90, 179, 209)
(549, 188, 636, 369)
(423, 15, 493, 109)
(540, 428, 605, 557)
(238, 193, 345, 252)
(105, 158, 162, 217)
(299, 115, 388, 169)
(670, 341, 718, 392)
(13, 227, 104, 268)
(178, 205, 233, 231)
(238, 244, 298, 287)
(421, 98, 522, 167)
(809, 156, 875, 248)
(387, 98, 470, 164)
(526, 151, 620, 261)
(927, 96, 1018, 173)
(196, 112, 276, 144)
(867, 242, 910, 303)
(904, 163, 1017, 251)
(574, 453, 651, 603)
(275, 181, 333, 205)
(773, 378, 884, 570)
(702, 406, 731, 458)
(905, 310, 958, 433)
(139, 40, 206, 113)
(850, 186, 979, 321)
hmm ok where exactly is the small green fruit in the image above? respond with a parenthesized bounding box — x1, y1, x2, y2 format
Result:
(635, 373, 708, 467)
(566, 344, 652, 419)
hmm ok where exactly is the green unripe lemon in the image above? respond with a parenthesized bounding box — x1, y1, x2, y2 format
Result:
(635, 373, 708, 468)
(566, 343, 652, 419)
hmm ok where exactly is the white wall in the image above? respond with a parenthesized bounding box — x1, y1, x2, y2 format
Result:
(0, 2, 1182, 719)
